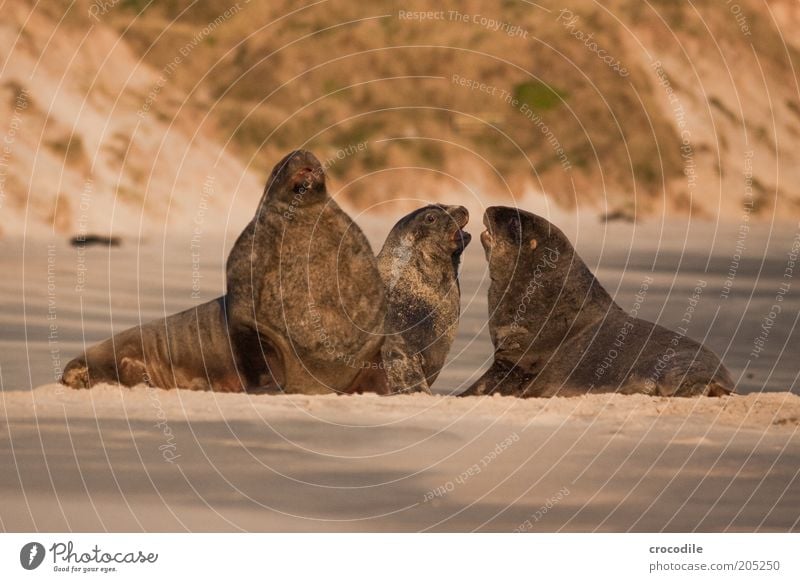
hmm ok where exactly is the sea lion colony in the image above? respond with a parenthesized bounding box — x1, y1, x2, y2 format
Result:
(62, 151, 734, 397)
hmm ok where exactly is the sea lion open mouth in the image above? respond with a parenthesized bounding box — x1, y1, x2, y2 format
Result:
(291, 167, 322, 193)
(449, 207, 471, 250)
(276, 150, 324, 194)
(480, 211, 494, 247)
(447, 206, 470, 246)
(453, 228, 472, 249)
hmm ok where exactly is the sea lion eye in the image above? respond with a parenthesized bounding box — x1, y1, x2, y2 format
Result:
(425, 213, 437, 223)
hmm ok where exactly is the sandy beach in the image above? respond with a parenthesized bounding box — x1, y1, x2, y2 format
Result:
(1, 384, 797, 532)
(3, 216, 799, 396)
(2, 217, 799, 532)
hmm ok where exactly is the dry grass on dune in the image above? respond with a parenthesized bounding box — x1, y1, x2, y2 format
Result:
(3, 0, 800, 235)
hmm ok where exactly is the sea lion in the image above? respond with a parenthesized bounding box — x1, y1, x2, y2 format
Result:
(461, 206, 734, 397)
(61, 297, 254, 391)
(62, 150, 385, 394)
(225, 149, 386, 394)
(377, 204, 471, 394)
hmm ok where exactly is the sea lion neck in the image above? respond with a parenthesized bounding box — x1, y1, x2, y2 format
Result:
(252, 186, 333, 230)
(378, 242, 454, 295)
(489, 244, 617, 357)
(450, 250, 465, 282)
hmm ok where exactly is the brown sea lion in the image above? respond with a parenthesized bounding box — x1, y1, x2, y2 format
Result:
(61, 297, 252, 391)
(461, 206, 734, 397)
(62, 150, 386, 394)
(225, 149, 386, 394)
(378, 204, 471, 393)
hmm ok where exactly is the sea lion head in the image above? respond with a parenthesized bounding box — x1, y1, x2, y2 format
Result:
(264, 149, 327, 206)
(395, 204, 471, 258)
(481, 206, 569, 283)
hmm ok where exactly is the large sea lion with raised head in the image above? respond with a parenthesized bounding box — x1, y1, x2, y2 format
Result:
(225, 149, 386, 394)
(62, 150, 385, 394)
(461, 206, 734, 397)
(378, 204, 471, 393)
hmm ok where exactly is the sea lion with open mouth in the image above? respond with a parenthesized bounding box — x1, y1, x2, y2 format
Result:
(62, 150, 386, 394)
(460, 206, 734, 397)
(378, 204, 471, 394)
(225, 149, 386, 394)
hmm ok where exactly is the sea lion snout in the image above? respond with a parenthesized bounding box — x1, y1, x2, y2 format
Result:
(285, 150, 324, 191)
(444, 205, 471, 250)
(480, 228, 493, 249)
(480, 207, 500, 250)
(482, 206, 534, 250)
(446, 204, 469, 228)
(286, 149, 322, 169)
(453, 228, 471, 250)
(265, 149, 326, 199)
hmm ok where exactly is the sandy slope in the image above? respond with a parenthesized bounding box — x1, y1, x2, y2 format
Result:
(4, 0, 800, 238)
(1, 384, 798, 532)
(0, 2, 260, 238)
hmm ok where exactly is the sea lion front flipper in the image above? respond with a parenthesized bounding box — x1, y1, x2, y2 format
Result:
(706, 379, 734, 397)
(672, 378, 735, 397)
(248, 320, 333, 394)
(118, 356, 151, 387)
(381, 335, 431, 395)
(655, 355, 737, 397)
(343, 348, 389, 395)
(460, 359, 533, 397)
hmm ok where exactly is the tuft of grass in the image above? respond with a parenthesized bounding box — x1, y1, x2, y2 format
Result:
(334, 120, 385, 150)
(633, 161, 659, 185)
(45, 134, 87, 166)
(787, 99, 800, 119)
(120, 0, 154, 13)
(416, 141, 444, 167)
(513, 81, 568, 113)
(709, 96, 738, 123)
(323, 79, 342, 96)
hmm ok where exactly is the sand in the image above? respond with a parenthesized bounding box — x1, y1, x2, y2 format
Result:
(1, 384, 798, 532)
(2, 218, 799, 533)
